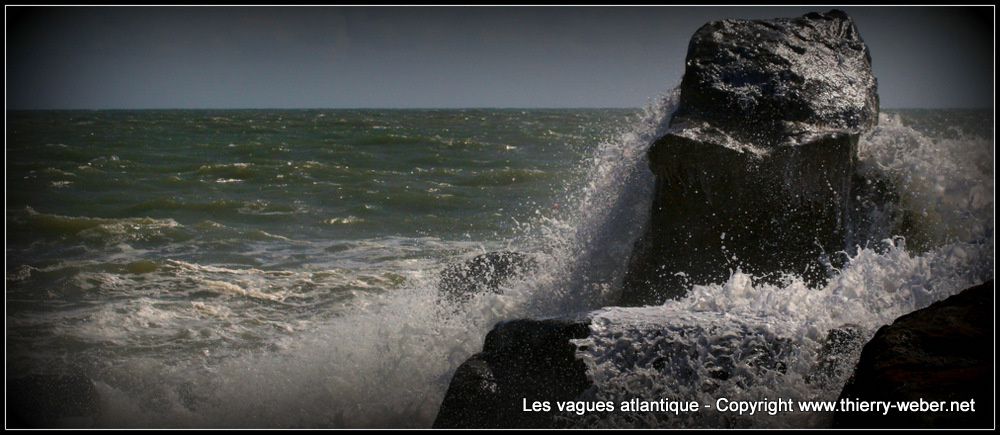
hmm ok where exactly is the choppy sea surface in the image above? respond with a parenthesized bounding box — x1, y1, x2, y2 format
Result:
(5, 105, 993, 427)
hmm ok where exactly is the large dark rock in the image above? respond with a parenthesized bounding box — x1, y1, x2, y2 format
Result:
(672, 9, 878, 150)
(435, 307, 805, 428)
(438, 251, 537, 303)
(432, 318, 592, 428)
(622, 10, 880, 305)
(833, 280, 993, 428)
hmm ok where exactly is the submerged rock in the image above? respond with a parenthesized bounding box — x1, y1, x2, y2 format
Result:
(568, 306, 797, 428)
(833, 280, 993, 428)
(433, 318, 592, 428)
(438, 251, 537, 302)
(622, 10, 880, 305)
(435, 307, 802, 428)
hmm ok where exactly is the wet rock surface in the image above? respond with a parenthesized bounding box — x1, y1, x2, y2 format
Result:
(566, 307, 798, 428)
(434, 308, 802, 429)
(433, 318, 592, 428)
(670, 9, 878, 151)
(833, 280, 993, 428)
(622, 10, 881, 305)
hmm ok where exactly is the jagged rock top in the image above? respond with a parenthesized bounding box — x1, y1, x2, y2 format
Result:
(669, 9, 879, 152)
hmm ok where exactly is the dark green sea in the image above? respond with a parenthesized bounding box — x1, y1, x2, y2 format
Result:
(5, 104, 994, 427)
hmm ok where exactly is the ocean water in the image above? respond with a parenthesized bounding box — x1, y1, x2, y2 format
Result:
(5, 102, 994, 427)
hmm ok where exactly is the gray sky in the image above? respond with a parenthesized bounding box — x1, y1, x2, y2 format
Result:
(6, 6, 994, 109)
